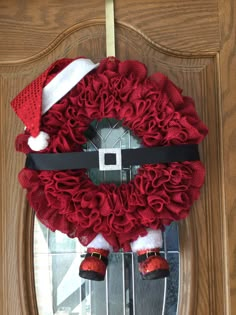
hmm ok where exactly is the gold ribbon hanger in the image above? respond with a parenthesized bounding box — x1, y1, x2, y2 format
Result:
(105, 0, 116, 57)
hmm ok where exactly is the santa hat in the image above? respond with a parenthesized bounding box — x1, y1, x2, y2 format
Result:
(11, 57, 99, 151)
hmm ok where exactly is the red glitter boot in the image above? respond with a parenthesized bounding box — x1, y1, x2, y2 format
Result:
(137, 248, 170, 280)
(79, 248, 109, 281)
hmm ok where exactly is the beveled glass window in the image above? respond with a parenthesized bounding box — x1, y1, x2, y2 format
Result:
(34, 119, 180, 315)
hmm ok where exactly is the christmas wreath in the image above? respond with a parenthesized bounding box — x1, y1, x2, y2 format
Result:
(11, 57, 207, 280)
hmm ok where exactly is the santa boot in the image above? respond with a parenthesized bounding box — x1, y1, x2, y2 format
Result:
(79, 234, 112, 281)
(131, 229, 170, 280)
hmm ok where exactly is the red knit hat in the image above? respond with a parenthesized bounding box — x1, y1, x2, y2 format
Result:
(11, 57, 99, 151)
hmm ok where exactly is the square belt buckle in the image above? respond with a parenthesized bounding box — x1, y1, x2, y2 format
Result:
(98, 148, 122, 171)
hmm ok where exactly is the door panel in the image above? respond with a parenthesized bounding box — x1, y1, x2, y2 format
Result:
(0, 1, 233, 314)
(0, 0, 219, 61)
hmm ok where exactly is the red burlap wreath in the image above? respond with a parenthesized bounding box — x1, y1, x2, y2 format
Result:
(15, 57, 208, 251)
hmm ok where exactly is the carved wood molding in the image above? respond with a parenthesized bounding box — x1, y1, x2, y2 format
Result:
(18, 203, 39, 315)
(0, 0, 220, 62)
(179, 55, 227, 315)
(0, 19, 217, 68)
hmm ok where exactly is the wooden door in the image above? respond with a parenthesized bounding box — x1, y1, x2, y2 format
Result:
(0, 0, 235, 314)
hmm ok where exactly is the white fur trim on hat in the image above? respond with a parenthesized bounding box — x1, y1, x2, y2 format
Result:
(87, 234, 113, 252)
(42, 58, 99, 115)
(28, 131, 50, 151)
(130, 229, 163, 252)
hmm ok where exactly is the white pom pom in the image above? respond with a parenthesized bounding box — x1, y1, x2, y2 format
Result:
(28, 131, 50, 151)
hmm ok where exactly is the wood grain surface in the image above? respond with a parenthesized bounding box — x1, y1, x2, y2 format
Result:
(219, 0, 236, 313)
(0, 0, 235, 314)
(0, 0, 219, 61)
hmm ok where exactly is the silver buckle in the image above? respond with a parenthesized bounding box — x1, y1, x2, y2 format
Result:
(98, 148, 122, 171)
(91, 252, 102, 259)
(146, 251, 157, 259)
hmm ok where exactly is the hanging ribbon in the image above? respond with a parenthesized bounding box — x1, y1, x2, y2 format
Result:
(105, 0, 116, 57)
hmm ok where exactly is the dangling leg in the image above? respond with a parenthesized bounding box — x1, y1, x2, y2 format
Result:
(79, 234, 112, 281)
(131, 229, 169, 280)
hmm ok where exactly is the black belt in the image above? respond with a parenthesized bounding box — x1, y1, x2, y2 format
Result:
(25, 144, 199, 171)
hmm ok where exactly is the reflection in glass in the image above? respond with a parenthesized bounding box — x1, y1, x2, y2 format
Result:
(34, 219, 179, 315)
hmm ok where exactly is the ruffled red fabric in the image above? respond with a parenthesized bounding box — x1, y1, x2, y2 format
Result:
(16, 57, 208, 251)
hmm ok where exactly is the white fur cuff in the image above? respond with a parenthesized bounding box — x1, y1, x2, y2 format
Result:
(87, 234, 113, 251)
(130, 229, 163, 252)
